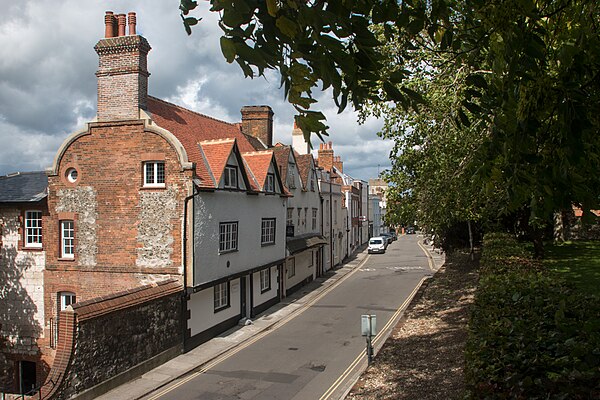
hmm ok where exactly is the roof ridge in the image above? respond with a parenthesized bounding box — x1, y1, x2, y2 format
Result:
(242, 150, 272, 156)
(198, 138, 236, 145)
(148, 96, 240, 128)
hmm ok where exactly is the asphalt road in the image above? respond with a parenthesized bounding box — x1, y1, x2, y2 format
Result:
(148, 234, 430, 400)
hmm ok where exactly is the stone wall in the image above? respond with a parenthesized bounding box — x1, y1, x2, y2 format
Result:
(46, 279, 183, 400)
(0, 206, 47, 392)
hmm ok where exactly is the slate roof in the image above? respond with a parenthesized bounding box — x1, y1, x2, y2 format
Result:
(0, 171, 48, 203)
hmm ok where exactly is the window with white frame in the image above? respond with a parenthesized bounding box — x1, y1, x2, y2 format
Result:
(143, 161, 165, 187)
(287, 208, 294, 226)
(261, 218, 276, 245)
(214, 282, 229, 311)
(223, 165, 238, 189)
(312, 208, 318, 231)
(260, 269, 271, 293)
(24, 210, 42, 248)
(310, 172, 315, 191)
(287, 258, 296, 278)
(297, 208, 302, 227)
(60, 220, 75, 259)
(59, 292, 76, 310)
(265, 173, 275, 192)
(219, 222, 238, 252)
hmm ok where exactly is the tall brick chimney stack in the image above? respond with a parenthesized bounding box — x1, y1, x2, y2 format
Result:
(317, 141, 335, 172)
(95, 11, 151, 121)
(240, 106, 274, 149)
(333, 155, 343, 173)
(291, 120, 310, 155)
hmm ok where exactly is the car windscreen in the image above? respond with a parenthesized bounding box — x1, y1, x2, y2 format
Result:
(370, 239, 382, 244)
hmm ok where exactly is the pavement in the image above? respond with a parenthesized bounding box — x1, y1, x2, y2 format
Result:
(96, 236, 445, 400)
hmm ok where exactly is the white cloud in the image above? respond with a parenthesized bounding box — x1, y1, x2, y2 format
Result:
(0, 1, 392, 180)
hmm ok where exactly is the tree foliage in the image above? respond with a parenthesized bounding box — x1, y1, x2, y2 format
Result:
(180, 0, 600, 246)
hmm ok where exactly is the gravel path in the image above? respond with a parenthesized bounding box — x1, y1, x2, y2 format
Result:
(347, 251, 479, 400)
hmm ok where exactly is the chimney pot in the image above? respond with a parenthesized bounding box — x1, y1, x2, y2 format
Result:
(104, 11, 115, 38)
(128, 12, 137, 35)
(117, 14, 126, 37)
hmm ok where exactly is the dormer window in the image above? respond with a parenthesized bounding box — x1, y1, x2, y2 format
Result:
(310, 174, 315, 191)
(265, 173, 275, 193)
(144, 161, 165, 187)
(224, 166, 238, 189)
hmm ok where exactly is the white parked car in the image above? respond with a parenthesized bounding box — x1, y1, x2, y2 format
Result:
(368, 237, 386, 254)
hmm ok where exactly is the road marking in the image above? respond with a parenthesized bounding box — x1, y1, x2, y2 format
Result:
(320, 276, 429, 400)
(417, 240, 437, 272)
(145, 254, 372, 400)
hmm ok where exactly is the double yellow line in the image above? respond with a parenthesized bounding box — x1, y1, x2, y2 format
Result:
(146, 255, 371, 400)
(319, 275, 428, 400)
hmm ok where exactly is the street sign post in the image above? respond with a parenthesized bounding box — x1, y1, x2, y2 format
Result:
(361, 314, 377, 364)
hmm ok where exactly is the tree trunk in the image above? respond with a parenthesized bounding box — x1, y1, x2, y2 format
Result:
(468, 220, 474, 261)
(531, 226, 545, 259)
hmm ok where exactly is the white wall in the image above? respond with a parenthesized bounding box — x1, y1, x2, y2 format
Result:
(193, 191, 286, 285)
(285, 248, 315, 290)
(187, 278, 242, 336)
(252, 265, 279, 307)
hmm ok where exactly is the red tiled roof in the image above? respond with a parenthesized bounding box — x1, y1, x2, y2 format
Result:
(271, 145, 291, 185)
(198, 139, 237, 188)
(296, 153, 314, 191)
(147, 96, 263, 183)
(242, 151, 274, 192)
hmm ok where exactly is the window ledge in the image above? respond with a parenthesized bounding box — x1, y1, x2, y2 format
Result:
(140, 185, 166, 190)
(219, 249, 238, 255)
(21, 246, 44, 252)
(58, 257, 75, 262)
(214, 304, 231, 313)
(261, 242, 276, 247)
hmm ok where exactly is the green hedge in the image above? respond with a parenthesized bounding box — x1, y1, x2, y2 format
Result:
(465, 233, 600, 399)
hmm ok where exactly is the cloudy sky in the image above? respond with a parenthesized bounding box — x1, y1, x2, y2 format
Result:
(0, 1, 393, 180)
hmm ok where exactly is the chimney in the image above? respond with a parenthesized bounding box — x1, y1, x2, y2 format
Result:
(317, 141, 335, 172)
(95, 11, 151, 121)
(240, 106, 274, 149)
(334, 155, 343, 173)
(291, 120, 310, 155)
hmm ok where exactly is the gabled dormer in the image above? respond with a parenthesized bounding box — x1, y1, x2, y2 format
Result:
(197, 138, 251, 191)
(241, 151, 287, 195)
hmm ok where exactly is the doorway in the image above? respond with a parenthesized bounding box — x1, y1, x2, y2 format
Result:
(19, 360, 36, 395)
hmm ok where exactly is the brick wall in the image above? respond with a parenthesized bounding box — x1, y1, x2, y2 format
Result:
(95, 35, 151, 121)
(240, 106, 273, 148)
(43, 119, 189, 375)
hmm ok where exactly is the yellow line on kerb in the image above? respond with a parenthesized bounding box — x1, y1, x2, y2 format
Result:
(147, 254, 371, 400)
(417, 239, 436, 272)
(319, 275, 427, 400)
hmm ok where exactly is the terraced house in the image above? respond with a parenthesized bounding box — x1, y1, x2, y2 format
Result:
(272, 127, 326, 296)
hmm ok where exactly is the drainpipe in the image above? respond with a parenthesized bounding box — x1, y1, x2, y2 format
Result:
(319, 192, 324, 276)
(182, 184, 199, 352)
(329, 179, 333, 270)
